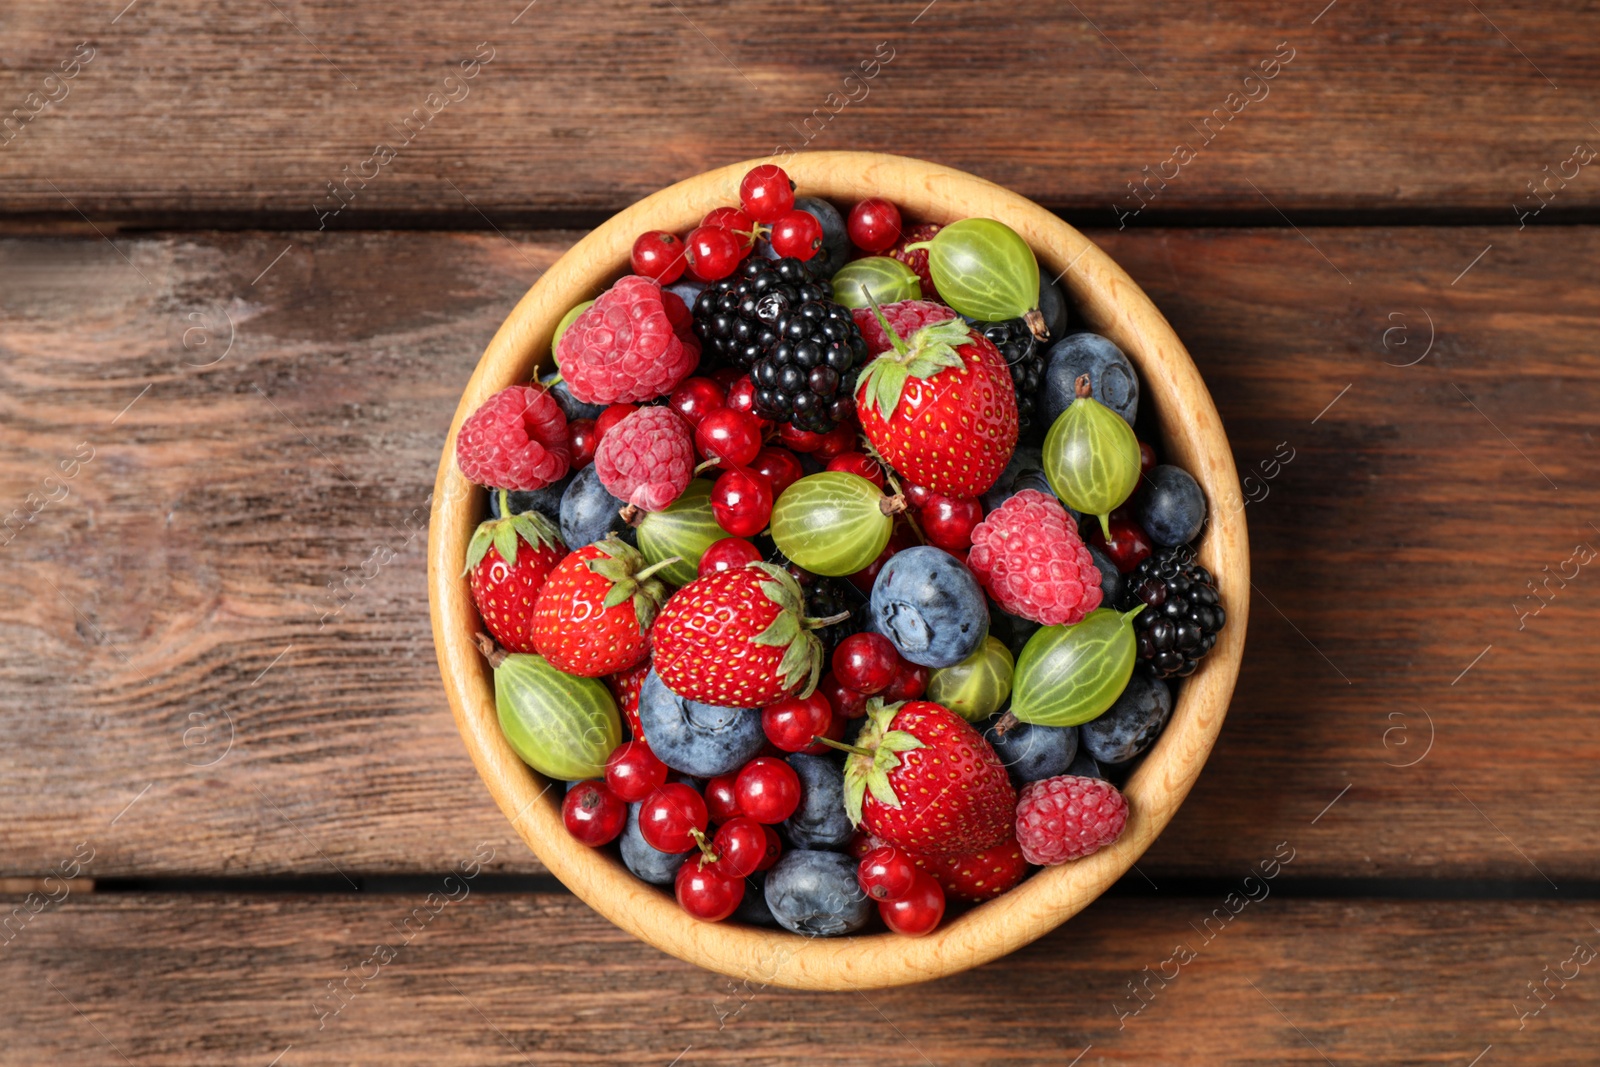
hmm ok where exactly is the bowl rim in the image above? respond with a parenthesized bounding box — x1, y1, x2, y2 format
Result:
(428, 151, 1250, 991)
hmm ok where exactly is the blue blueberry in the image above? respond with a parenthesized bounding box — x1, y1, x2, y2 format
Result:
(763, 849, 872, 937)
(1038, 273, 1069, 341)
(793, 197, 851, 279)
(1086, 542, 1124, 606)
(783, 753, 853, 849)
(1081, 672, 1172, 765)
(1039, 332, 1139, 428)
(621, 802, 690, 885)
(637, 670, 765, 777)
(560, 463, 635, 549)
(540, 374, 605, 422)
(734, 871, 778, 926)
(869, 546, 989, 668)
(488, 476, 572, 527)
(985, 716, 1078, 784)
(1137, 464, 1206, 547)
(1065, 749, 1104, 780)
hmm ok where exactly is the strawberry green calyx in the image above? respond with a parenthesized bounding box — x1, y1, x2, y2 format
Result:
(585, 534, 680, 634)
(856, 291, 973, 421)
(462, 490, 563, 575)
(749, 562, 851, 699)
(832, 698, 925, 827)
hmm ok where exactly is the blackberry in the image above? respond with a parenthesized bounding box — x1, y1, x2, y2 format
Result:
(1116, 544, 1226, 679)
(691, 257, 828, 372)
(751, 299, 868, 433)
(975, 318, 1044, 440)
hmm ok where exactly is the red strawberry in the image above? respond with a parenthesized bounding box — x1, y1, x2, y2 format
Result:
(530, 535, 673, 677)
(837, 699, 1017, 857)
(909, 836, 1030, 902)
(463, 496, 566, 654)
(607, 660, 650, 738)
(854, 307, 1018, 498)
(652, 563, 844, 708)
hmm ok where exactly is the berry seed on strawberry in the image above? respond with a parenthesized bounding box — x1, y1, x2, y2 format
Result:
(456, 384, 572, 491)
(557, 275, 697, 405)
(593, 405, 695, 513)
(651, 563, 849, 708)
(531, 535, 676, 677)
(832, 698, 1016, 858)
(1014, 774, 1129, 865)
(968, 489, 1103, 626)
(463, 492, 568, 654)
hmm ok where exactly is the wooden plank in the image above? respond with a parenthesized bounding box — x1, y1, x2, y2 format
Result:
(4, 892, 1597, 1064)
(1, 2, 1599, 221)
(1, 226, 1597, 880)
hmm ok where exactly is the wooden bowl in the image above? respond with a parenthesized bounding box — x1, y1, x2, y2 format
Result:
(428, 152, 1249, 990)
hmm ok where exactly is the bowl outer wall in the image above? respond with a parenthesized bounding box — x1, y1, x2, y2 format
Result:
(428, 151, 1250, 991)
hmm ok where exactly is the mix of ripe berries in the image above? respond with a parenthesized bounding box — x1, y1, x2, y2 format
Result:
(454, 165, 1228, 939)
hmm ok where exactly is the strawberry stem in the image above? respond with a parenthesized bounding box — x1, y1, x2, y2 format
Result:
(861, 287, 910, 359)
(811, 736, 874, 758)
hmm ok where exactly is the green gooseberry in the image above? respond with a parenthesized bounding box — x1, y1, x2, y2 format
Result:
(907, 218, 1044, 336)
(927, 636, 1014, 722)
(551, 299, 595, 366)
(1043, 375, 1142, 540)
(1008, 607, 1145, 728)
(831, 257, 922, 309)
(770, 472, 897, 577)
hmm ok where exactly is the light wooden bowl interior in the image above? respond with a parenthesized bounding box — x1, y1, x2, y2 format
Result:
(428, 152, 1249, 991)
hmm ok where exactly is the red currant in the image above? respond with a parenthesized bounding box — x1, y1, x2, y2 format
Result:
(702, 206, 758, 250)
(919, 494, 984, 552)
(725, 375, 759, 417)
(770, 209, 823, 260)
(711, 468, 773, 538)
(857, 846, 918, 901)
(847, 198, 903, 253)
(826, 451, 884, 489)
(704, 773, 741, 823)
(756, 824, 784, 870)
(813, 419, 859, 461)
(832, 632, 900, 695)
(1091, 516, 1154, 573)
(668, 376, 726, 428)
(595, 403, 638, 441)
(751, 447, 804, 498)
(778, 422, 827, 454)
(639, 782, 708, 853)
(699, 536, 763, 578)
(739, 164, 795, 223)
(903, 482, 935, 509)
(734, 757, 802, 824)
(879, 871, 945, 936)
(881, 660, 930, 702)
(761, 691, 834, 752)
(562, 780, 627, 846)
(685, 225, 743, 282)
(695, 407, 764, 468)
(1138, 440, 1158, 474)
(604, 741, 668, 803)
(675, 861, 743, 922)
(631, 230, 688, 284)
(819, 671, 868, 719)
(568, 417, 598, 469)
(709, 816, 768, 879)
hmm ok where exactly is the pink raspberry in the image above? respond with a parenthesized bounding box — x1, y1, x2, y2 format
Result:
(594, 406, 694, 512)
(850, 299, 957, 357)
(967, 489, 1102, 625)
(558, 276, 696, 405)
(455, 384, 571, 491)
(1015, 775, 1128, 865)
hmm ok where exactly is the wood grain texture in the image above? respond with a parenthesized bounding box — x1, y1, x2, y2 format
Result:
(1, 225, 1597, 882)
(428, 152, 1248, 989)
(1, 1, 1598, 222)
(4, 891, 1597, 1065)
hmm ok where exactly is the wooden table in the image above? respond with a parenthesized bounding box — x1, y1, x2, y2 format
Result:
(3, 1, 1597, 1062)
